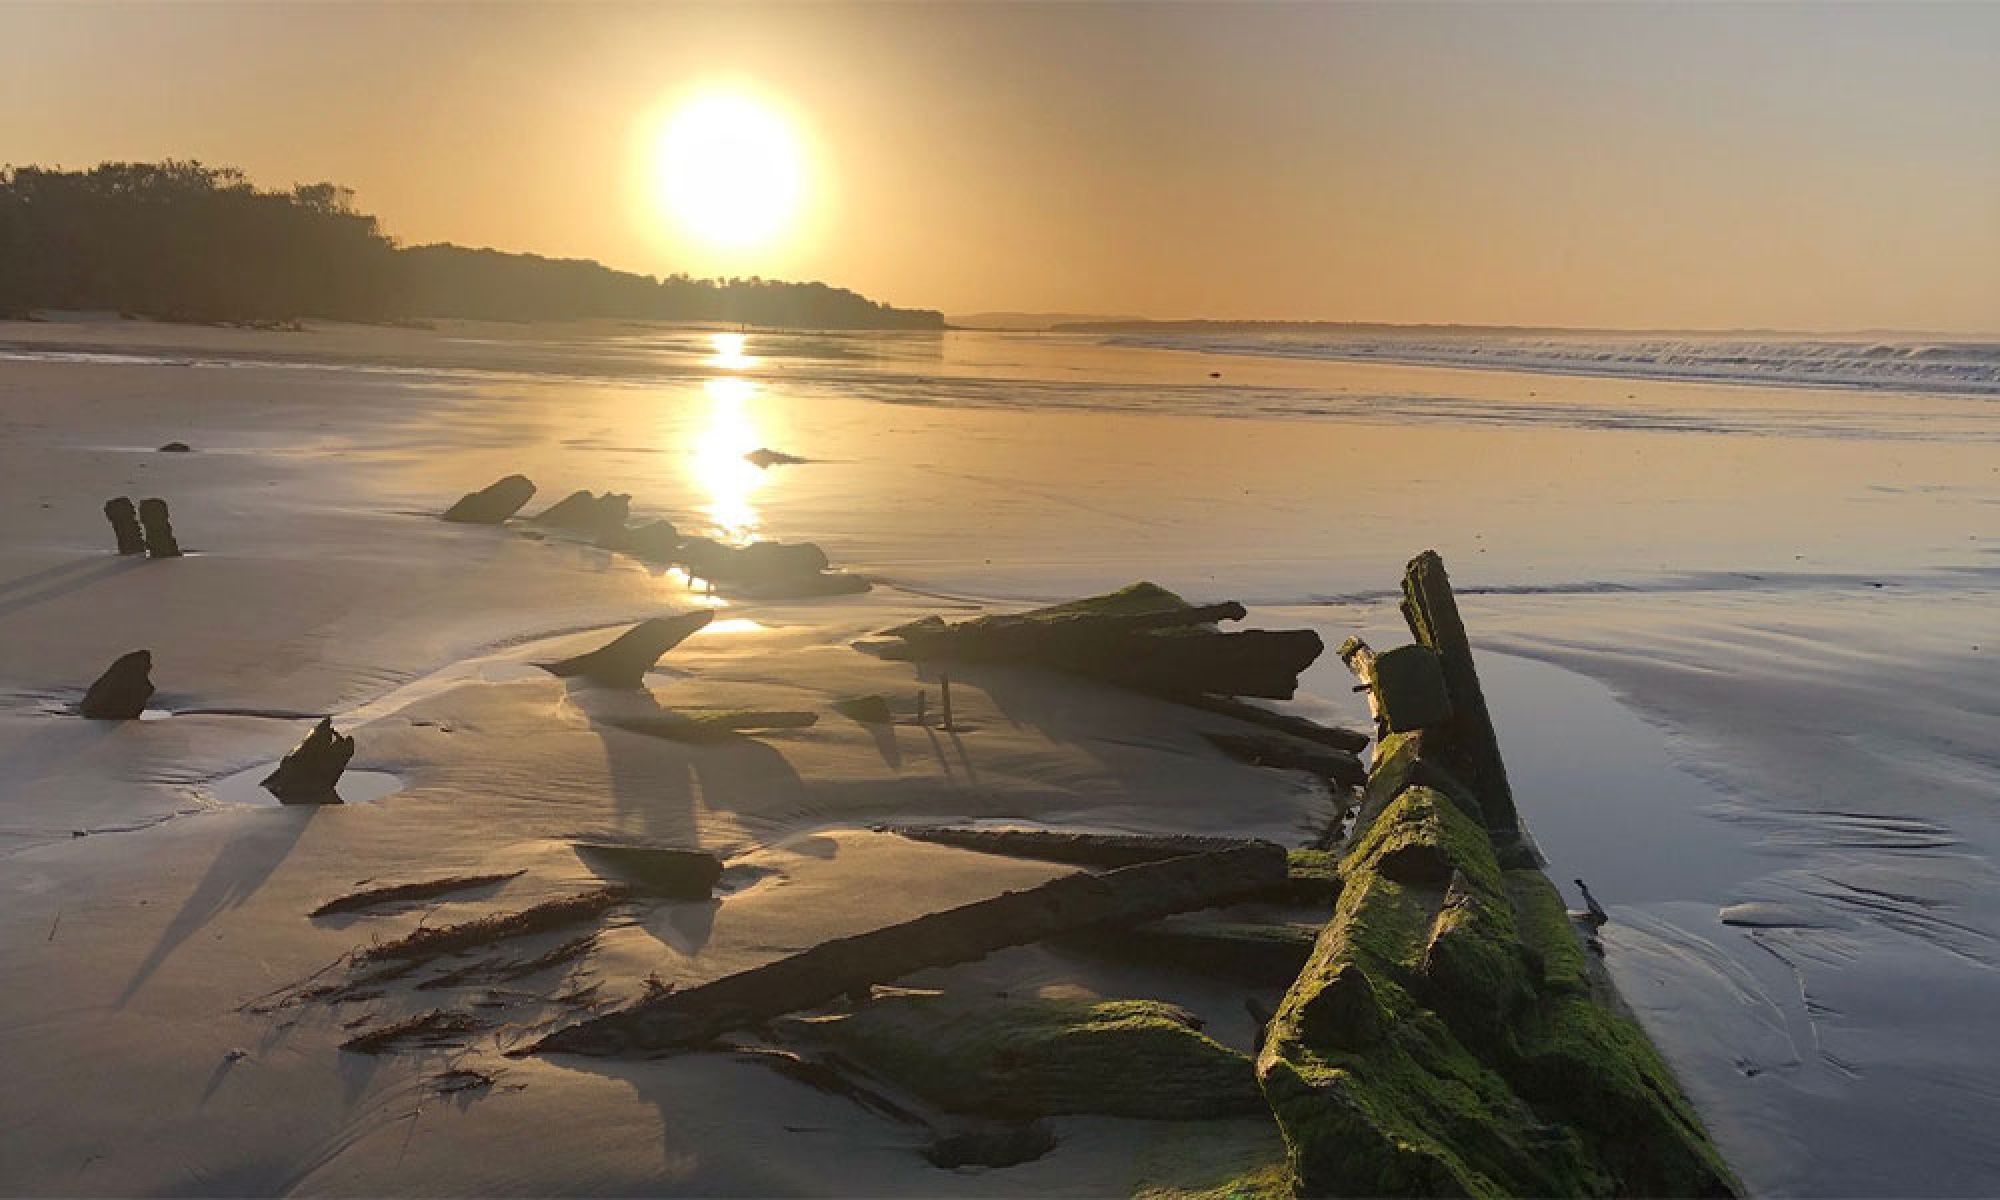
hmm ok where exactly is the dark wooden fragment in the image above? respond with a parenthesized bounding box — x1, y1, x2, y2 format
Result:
(573, 842, 723, 898)
(529, 842, 1288, 1057)
(103, 497, 145, 555)
(540, 612, 714, 687)
(308, 870, 525, 918)
(1399, 550, 1518, 835)
(355, 886, 630, 965)
(1201, 731, 1365, 786)
(603, 710, 817, 743)
(260, 717, 353, 803)
(137, 497, 181, 557)
(1174, 692, 1371, 754)
(888, 826, 1251, 868)
(79, 649, 154, 719)
(442, 474, 536, 524)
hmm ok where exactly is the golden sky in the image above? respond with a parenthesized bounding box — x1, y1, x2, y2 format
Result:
(4, 2, 1997, 330)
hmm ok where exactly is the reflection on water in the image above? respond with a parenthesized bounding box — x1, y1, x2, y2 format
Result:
(708, 330, 752, 370)
(688, 375, 766, 542)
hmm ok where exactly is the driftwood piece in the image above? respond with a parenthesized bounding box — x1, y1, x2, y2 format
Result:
(1175, 692, 1371, 754)
(260, 718, 353, 803)
(529, 842, 1288, 1057)
(573, 842, 723, 898)
(79, 649, 154, 719)
(1201, 731, 1365, 786)
(138, 497, 181, 558)
(341, 1009, 491, 1055)
(531, 490, 632, 538)
(888, 826, 1254, 869)
(601, 519, 680, 562)
(540, 612, 714, 687)
(871, 584, 1320, 700)
(355, 886, 631, 966)
(603, 710, 818, 743)
(442, 474, 536, 524)
(1399, 551, 1518, 835)
(103, 497, 144, 555)
(309, 871, 525, 918)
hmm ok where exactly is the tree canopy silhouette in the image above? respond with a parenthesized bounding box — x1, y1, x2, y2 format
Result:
(0, 162, 942, 330)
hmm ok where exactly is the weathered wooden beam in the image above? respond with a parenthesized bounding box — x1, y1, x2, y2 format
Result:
(1399, 551, 1519, 835)
(529, 842, 1288, 1057)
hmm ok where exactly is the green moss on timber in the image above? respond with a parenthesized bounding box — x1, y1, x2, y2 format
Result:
(1512, 995, 1738, 1196)
(1283, 848, 1342, 904)
(1137, 1161, 1293, 1200)
(819, 995, 1264, 1120)
(1505, 869, 1590, 995)
(1346, 786, 1504, 900)
(1018, 581, 1192, 620)
(1260, 764, 1739, 1196)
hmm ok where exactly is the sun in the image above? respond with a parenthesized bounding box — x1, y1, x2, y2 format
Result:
(655, 91, 803, 251)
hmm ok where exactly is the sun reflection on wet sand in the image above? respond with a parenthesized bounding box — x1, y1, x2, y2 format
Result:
(687, 375, 766, 542)
(708, 330, 752, 369)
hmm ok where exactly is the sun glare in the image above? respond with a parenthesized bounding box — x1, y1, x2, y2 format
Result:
(688, 376, 768, 542)
(656, 91, 803, 251)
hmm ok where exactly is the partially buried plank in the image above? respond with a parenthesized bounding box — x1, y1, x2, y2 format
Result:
(528, 841, 1288, 1057)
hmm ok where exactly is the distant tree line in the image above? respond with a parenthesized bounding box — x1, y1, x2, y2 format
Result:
(0, 162, 943, 330)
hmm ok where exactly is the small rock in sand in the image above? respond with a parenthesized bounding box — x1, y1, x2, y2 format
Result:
(157, 441, 192, 453)
(79, 649, 155, 719)
(260, 718, 355, 803)
(441, 474, 536, 524)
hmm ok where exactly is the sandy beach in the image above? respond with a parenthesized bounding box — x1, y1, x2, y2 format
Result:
(2, 318, 1996, 1195)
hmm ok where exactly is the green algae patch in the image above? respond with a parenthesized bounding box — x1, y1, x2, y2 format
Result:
(816, 994, 1265, 1120)
(1282, 848, 1342, 905)
(1257, 762, 1739, 1196)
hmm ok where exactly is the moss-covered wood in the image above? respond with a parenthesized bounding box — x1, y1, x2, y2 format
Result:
(1256, 783, 1738, 1197)
(814, 994, 1266, 1120)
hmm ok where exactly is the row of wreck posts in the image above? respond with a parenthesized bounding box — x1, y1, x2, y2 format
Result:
(103, 496, 181, 558)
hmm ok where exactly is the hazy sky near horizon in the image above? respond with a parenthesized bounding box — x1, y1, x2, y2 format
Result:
(4, 1, 1998, 330)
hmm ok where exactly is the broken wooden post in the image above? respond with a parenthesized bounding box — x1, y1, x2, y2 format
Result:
(137, 497, 181, 558)
(260, 718, 354, 803)
(940, 672, 956, 732)
(441, 474, 536, 524)
(539, 612, 714, 688)
(103, 497, 144, 555)
(529, 841, 1288, 1057)
(915, 688, 927, 728)
(1398, 550, 1518, 835)
(79, 649, 154, 719)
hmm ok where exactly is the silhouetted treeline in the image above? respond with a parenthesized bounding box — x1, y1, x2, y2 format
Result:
(0, 162, 942, 330)
(399, 244, 942, 329)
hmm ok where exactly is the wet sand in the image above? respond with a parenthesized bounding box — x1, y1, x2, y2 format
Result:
(1, 318, 1995, 1194)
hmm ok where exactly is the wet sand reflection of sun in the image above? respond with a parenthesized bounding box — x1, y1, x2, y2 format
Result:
(708, 331, 752, 369)
(688, 375, 766, 542)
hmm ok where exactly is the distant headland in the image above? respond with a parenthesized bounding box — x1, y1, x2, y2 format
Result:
(0, 162, 944, 331)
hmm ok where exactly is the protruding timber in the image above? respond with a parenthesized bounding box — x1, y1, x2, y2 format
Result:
(441, 474, 536, 524)
(539, 612, 714, 687)
(260, 718, 354, 803)
(1399, 550, 1517, 835)
(529, 841, 1288, 1057)
(871, 583, 1321, 701)
(79, 650, 154, 719)
(103, 497, 144, 555)
(530, 490, 631, 539)
(138, 497, 181, 558)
